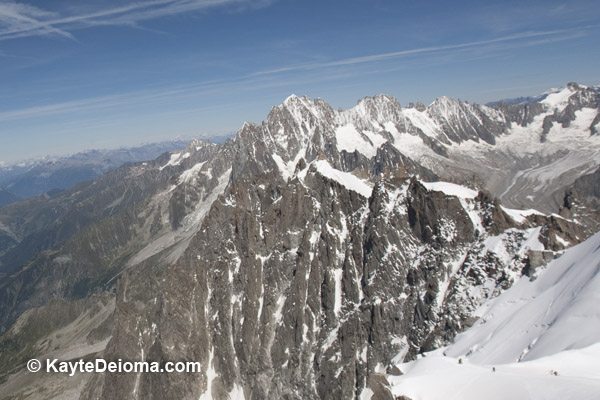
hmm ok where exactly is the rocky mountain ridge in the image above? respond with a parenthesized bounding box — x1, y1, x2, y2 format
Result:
(0, 83, 598, 399)
(237, 82, 600, 212)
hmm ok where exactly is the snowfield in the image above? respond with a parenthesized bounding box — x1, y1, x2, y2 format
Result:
(388, 231, 600, 400)
(389, 344, 600, 400)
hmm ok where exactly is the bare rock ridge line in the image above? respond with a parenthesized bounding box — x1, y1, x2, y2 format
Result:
(0, 82, 598, 399)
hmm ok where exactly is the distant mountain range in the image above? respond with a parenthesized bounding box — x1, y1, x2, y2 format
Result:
(0, 138, 230, 207)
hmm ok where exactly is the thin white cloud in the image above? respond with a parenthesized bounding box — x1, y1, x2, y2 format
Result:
(0, 95, 120, 121)
(0, 73, 262, 121)
(0, 1, 74, 40)
(0, 0, 272, 40)
(253, 28, 591, 76)
(0, 65, 354, 123)
(0, 23, 594, 125)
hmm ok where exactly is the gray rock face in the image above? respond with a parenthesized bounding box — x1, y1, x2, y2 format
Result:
(496, 102, 546, 127)
(85, 165, 578, 399)
(554, 168, 600, 238)
(0, 84, 598, 399)
(86, 170, 518, 399)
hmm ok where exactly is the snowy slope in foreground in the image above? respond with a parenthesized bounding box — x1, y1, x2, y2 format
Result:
(389, 231, 600, 400)
(448, 230, 600, 364)
(389, 344, 600, 400)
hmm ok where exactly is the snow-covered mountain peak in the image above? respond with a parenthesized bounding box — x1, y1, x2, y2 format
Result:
(282, 93, 319, 114)
(283, 93, 300, 103)
(540, 82, 586, 96)
(355, 94, 400, 110)
(349, 94, 402, 125)
(566, 81, 586, 91)
(275, 93, 333, 124)
(335, 95, 404, 136)
(231, 84, 599, 209)
(541, 85, 577, 112)
(428, 95, 460, 110)
(426, 96, 468, 123)
(540, 82, 598, 113)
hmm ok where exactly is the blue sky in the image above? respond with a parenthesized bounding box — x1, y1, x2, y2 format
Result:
(0, 0, 599, 162)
